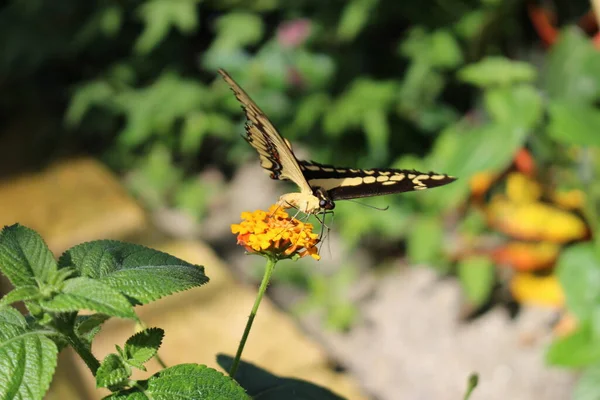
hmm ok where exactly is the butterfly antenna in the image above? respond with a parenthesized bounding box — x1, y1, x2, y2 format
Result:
(314, 210, 334, 257)
(346, 199, 390, 211)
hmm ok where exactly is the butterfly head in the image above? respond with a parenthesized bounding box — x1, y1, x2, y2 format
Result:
(313, 187, 335, 210)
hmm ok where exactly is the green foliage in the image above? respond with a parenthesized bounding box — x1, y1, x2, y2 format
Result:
(457, 256, 495, 307)
(293, 264, 360, 331)
(0, 224, 353, 399)
(548, 245, 600, 367)
(0, 306, 57, 400)
(104, 364, 250, 399)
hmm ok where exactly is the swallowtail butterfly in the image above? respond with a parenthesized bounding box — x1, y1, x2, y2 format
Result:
(219, 69, 456, 214)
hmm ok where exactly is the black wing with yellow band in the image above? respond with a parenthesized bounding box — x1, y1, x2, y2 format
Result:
(219, 68, 457, 211)
(299, 160, 456, 200)
(218, 69, 313, 194)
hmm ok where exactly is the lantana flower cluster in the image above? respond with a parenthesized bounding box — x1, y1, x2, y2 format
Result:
(231, 205, 320, 261)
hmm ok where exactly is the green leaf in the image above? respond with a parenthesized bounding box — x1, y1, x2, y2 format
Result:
(400, 28, 462, 68)
(58, 240, 208, 305)
(548, 101, 600, 147)
(0, 306, 58, 400)
(573, 364, 600, 400)
(484, 85, 543, 129)
(213, 12, 264, 49)
(114, 73, 209, 148)
(124, 328, 164, 369)
(458, 57, 537, 88)
(217, 355, 344, 400)
(0, 285, 41, 306)
(556, 244, 600, 321)
(426, 30, 463, 68)
(543, 27, 600, 103)
(40, 277, 137, 319)
(291, 93, 330, 134)
(0, 224, 57, 288)
(104, 364, 249, 399)
(337, 0, 378, 41)
(547, 321, 600, 367)
(65, 81, 116, 127)
(407, 215, 444, 265)
(457, 256, 495, 306)
(323, 78, 397, 138)
(135, 0, 200, 54)
(97, 353, 131, 389)
(363, 109, 389, 162)
(426, 122, 528, 210)
(75, 314, 111, 345)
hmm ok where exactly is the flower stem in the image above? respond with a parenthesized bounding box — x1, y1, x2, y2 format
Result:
(229, 256, 277, 378)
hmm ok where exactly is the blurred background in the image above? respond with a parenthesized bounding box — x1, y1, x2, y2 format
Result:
(1, 0, 600, 398)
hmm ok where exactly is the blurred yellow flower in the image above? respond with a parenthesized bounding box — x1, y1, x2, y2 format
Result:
(231, 205, 320, 261)
(510, 273, 564, 308)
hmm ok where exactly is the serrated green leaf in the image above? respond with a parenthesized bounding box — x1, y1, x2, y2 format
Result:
(97, 353, 131, 388)
(40, 277, 136, 319)
(76, 314, 111, 344)
(124, 328, 164, 368)
(458, 57, 537, 87)
(0, 224, 57, 288)
(217, 355, 343, 399)
(548, 101, 600, 147)
(457, 256, 495, 306)
(104, 364, 249, 399)
(573, 364, 600, 400)
(58, 240, 208, 305)
(547, 321, 600, 367)
(0, 285, 41, 306)
(556, 244, 600, 321)
(543, 27, 600, 103)
(407, 215, 444, 265)
(0, 306, 58, 400)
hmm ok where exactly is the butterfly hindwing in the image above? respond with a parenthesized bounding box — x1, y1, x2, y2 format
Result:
(299, 160, 456, 201)
(218, 69, 313, 194)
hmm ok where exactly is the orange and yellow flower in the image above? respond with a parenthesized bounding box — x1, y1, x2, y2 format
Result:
(231, 205, 321, 261)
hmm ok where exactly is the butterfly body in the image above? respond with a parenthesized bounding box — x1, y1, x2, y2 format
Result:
(219, 69, 456, 214)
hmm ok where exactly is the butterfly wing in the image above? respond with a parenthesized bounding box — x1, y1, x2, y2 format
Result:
(299, 160, 456, 201)
(219, 69, 313, 195)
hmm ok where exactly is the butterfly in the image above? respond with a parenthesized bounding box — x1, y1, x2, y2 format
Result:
(219, 69, 456, 215)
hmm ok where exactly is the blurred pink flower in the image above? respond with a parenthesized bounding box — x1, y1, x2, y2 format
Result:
(277, 19, 311, 48)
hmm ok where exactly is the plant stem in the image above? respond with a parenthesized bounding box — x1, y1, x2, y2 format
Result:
(229, 256, 277, 378)
(64, 328, 101, 374)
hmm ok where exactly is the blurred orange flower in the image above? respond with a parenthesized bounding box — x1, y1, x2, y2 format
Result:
(231, 205, 321, 261)
(492, 242, 559, 272)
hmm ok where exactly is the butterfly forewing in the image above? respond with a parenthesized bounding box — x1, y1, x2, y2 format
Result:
(218, 69, 313, 195)
(299, 160, 456, 201)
